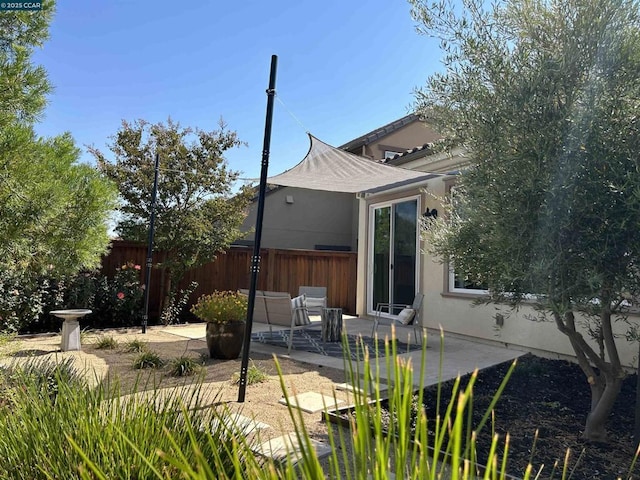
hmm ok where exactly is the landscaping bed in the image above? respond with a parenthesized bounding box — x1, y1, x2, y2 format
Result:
(421, 354, 638, 480)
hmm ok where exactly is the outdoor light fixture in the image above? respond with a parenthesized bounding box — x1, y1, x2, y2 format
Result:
(423, 207, 438, 219)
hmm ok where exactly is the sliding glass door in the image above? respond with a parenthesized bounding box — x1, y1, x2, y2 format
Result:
(369, 197, 419, 315)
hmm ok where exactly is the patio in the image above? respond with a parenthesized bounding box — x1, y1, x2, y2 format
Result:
(164, 315, 525, 391)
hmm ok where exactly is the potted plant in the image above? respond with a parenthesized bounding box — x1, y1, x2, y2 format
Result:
(190, 290, 248, 359)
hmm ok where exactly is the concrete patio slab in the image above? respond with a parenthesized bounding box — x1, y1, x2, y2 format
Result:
(158, 317, 525, 391)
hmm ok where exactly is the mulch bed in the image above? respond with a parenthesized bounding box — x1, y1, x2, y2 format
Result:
(422, 354, 638, 480)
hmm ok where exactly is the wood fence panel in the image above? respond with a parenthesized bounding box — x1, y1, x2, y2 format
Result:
(101, 242, 357, 320)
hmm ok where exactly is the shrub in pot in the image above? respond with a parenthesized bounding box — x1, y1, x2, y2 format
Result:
(190, 290, 247, 359)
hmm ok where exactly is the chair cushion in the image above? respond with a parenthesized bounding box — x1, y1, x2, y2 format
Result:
(291, 294, 311, 325)
(397, 308, 416, 325)
(304, 296, 327, 314)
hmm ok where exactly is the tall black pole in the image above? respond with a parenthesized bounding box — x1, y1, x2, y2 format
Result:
(142, 152, 160, 334)
(634, 340, 640, 447)
(238, 55, 278, 402)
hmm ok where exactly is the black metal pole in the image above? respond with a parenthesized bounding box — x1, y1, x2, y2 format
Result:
(142, 152, 160, 334)
(634, 340, 640, 447)
(238, 55, 277, 402)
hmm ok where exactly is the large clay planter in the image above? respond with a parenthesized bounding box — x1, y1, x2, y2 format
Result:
(205, 321, 245, 359)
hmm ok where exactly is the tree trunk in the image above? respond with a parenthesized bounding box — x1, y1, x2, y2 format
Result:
(583, 375, 623, 442)
(553, 309, 625, 442)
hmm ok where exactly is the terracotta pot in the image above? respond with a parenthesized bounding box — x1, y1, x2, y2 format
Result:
(205, 321, 245, 359)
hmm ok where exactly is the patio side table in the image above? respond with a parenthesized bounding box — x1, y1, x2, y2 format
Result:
(321, 308, 343, 342)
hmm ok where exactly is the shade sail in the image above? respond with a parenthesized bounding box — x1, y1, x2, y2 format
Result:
(266, 134, 440, 194)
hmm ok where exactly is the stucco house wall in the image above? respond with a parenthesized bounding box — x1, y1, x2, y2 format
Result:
(356, 166, 640, 368)
(240, 187, 357, 250)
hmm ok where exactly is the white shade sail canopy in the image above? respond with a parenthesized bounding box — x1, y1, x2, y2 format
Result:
(266, 134, 440, 194)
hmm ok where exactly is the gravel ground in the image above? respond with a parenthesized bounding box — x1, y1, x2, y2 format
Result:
(0, 326, 358, 443)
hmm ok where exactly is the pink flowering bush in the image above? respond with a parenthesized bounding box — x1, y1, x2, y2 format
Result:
(0, 261, 145, 333)
(92, 261, 144, 326)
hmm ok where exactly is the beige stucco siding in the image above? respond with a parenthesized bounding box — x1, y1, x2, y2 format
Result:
(357, 176, 640, 368)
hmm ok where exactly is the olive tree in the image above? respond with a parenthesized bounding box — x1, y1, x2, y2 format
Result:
(90, 118, 252, 318)
(412, 0, 640, 441)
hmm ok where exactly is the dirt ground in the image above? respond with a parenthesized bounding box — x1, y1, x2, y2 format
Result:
(0, 326, 357, 442)
(422, 354, 639, 480)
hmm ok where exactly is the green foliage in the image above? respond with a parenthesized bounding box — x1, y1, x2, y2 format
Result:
(132, 350, 164, 369)
(90, 118, 254, 312)
(0, 1, 54, 128)
(0, 2, 116, 287)
(412, 0, 640, 441)
(94, 335, 118, 350)
(92, 262, 145, 326)
(190, 290, 248, 324)
(0, 358, 259, 479)
(0, 331, 15, 348)
(0, 358, 84, 405)
(122, 338, 148, 353)
(0, 268, 62, 332)
(0, 261, 145, 333)
(231, 361, 268, 385)
(160, 281, 198, 325)
(0, 126, 117, 278)
(57, 262, 145, 329)
(34, 328, 640, 479)
(168, 355, 202, 377)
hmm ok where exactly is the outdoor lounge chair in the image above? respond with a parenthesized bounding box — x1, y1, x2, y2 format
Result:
(298, 286, 327, 315)
(371, 292, 425, 344)
(239, 290, 320, 353)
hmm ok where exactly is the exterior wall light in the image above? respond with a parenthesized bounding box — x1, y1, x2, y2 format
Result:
(423, 207, 438, 218)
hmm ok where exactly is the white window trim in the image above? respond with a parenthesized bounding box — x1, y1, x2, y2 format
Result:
(447, 264, 489, 295)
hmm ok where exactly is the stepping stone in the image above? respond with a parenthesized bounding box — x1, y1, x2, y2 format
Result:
(211, 413, 270, 435)
(335, 381, 388, 396)
(255, 433, 332, 464)
(279, 391, 344, 413)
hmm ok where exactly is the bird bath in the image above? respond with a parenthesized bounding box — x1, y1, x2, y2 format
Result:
(50, 309, 92, 351)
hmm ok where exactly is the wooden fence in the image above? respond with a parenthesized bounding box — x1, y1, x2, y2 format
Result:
(101, 241, 358, 320)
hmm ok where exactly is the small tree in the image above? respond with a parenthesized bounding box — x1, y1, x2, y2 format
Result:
(412, 0, 640, 441)
(90, 118, 252, 318)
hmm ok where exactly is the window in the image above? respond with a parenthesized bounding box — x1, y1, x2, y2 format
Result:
(448, 266, 488, 294)
(447, 184, 488, 294)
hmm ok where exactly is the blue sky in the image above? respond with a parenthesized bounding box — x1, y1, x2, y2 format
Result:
(33, 1, 442, 183)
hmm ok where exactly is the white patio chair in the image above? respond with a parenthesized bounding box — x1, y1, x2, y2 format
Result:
(371, 292, 425, 344)
(298, 286, 327, 315)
